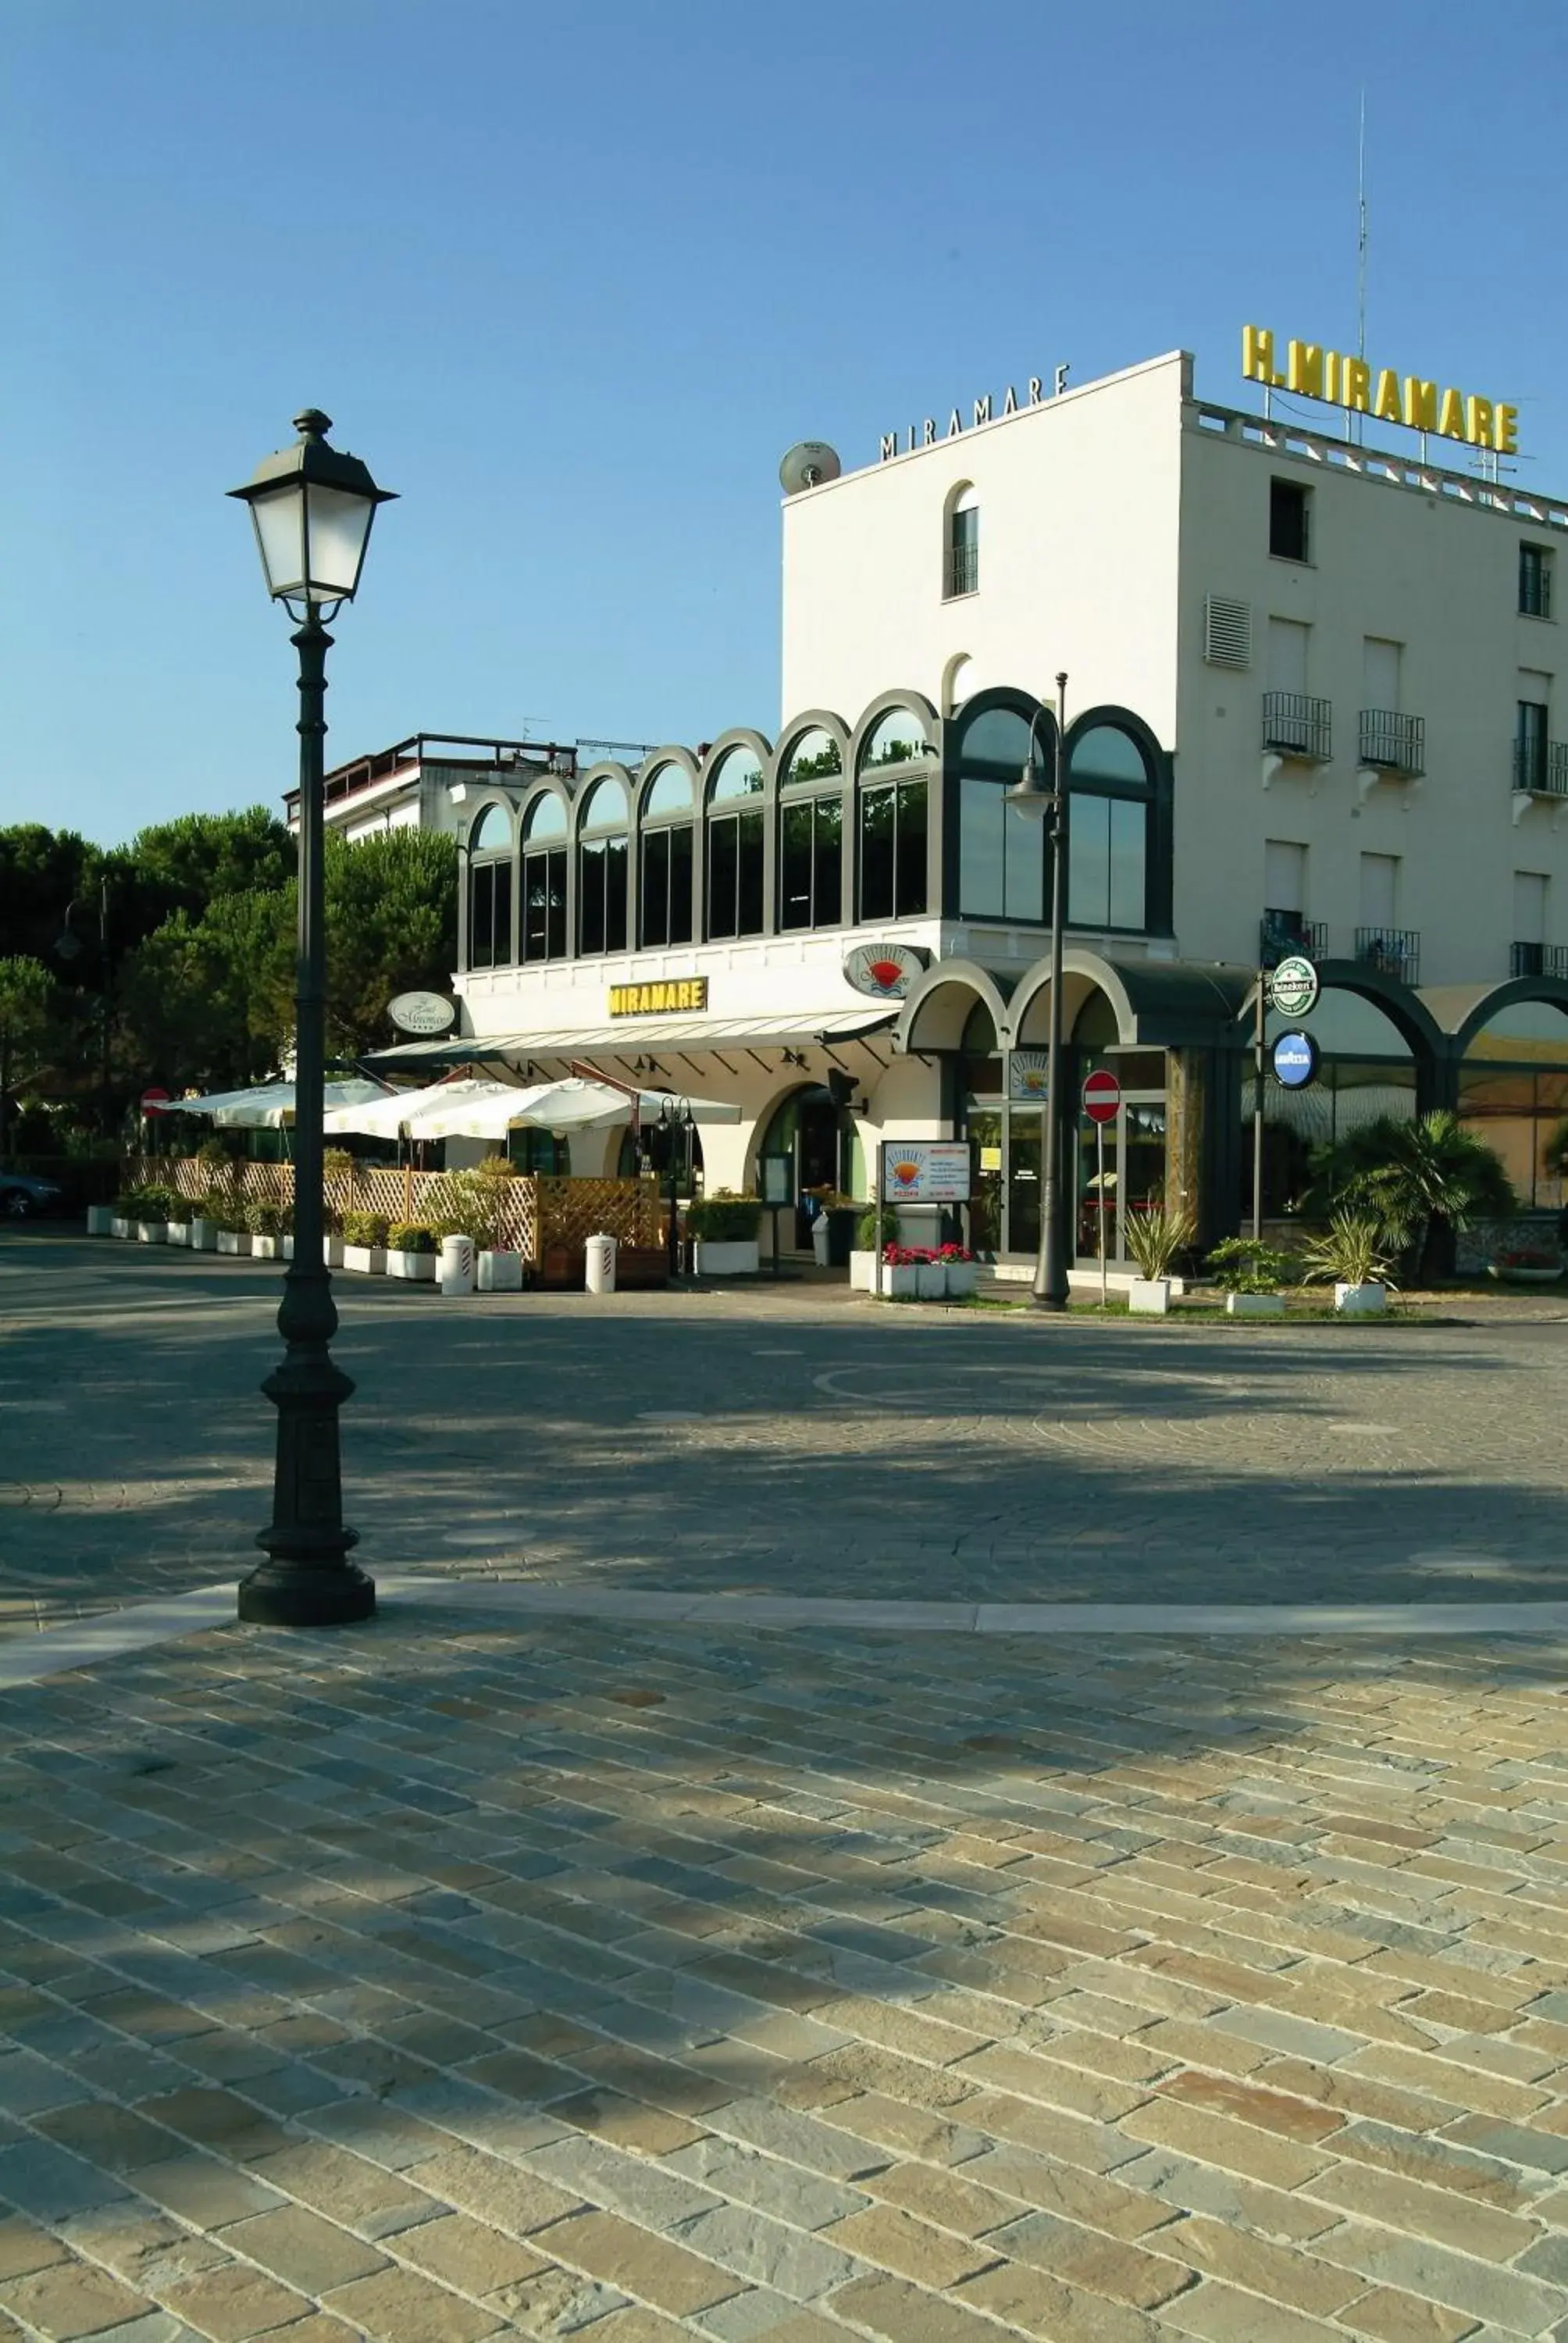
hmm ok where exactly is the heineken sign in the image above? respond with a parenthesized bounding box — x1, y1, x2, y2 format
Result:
(1267, 956, 1320, 1018)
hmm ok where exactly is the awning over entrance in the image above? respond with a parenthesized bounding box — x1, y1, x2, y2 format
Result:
(366, 1007, 896, 1071)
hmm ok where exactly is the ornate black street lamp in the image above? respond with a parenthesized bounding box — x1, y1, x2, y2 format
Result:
(656, 1096, 694, 1277)
(1005, 674, 1071, 1310)
(228, 412, 396, 1626)
(55, 877, 112, 1134)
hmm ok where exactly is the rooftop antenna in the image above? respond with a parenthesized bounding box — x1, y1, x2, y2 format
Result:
(1353, 87, 1368, 447)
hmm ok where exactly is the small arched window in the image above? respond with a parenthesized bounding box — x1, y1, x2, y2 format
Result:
(857, 708, 932, 922)
(640, 764, 694, 947)
(779, 731, 843, 931)
(577, 776, 629, 955)
(944, 484, 978, 600)
(521, 792, 568, 962)
(467, 804, 513, 969)
(706, 750, 765, 940)
(1067, 724, 1154, 933)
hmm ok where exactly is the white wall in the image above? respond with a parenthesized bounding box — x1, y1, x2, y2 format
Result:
(1174, 413, 1568, 980)
(782, 352, 1190, 735)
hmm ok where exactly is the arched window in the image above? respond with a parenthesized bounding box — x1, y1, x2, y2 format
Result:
(944, 484, 978, 599)
(577, 776, 629, 955)
(1067, 723, 1153, 933)
(857, 710, 930, 922)
(706, 750, 765, 940)
(640, 764, 694, 947)
(955, 703, 1045, 922)
(779, 730, 843, 931)
(520, 792, 568, 962)
(467, 804, 513, 970)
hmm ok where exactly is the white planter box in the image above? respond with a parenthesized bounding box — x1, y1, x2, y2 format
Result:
(86, 1205, 114, 1237)
(111, 1218, 130, 1239)
(1335, 1280, 1387, 1315)
(693, 1239, 760, 1275)
(386, 1249, 437, 1281)
(1129, 1277, 1171, 1314)
(164, 1222, 189, 1246)
(188, 1218, 218, 1251)
(216, 1229, 251, 1257)
(251, 1235, 279, 1261)
(943, 1261, 978, 1298)
(343, 1245, 386, 1275)
(881, 1264, 919, 1299)
(478, 1249, 523, 1292)
(1225, 1291, 1284, 1318)
(849, 1248, 877, 1293)
(136, 1222, 168, 1245)
(324, 1234, 343, 1268)
(915, 1262, 946, 1300)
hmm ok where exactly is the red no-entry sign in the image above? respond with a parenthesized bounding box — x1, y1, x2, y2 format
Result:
(140, 1086, 171, 1113)
(1082, 1068, 1121, 1125)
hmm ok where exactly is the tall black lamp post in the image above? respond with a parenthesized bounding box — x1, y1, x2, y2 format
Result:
(228, 411, 396, 1627)
(1005, 675, 1071, 1310)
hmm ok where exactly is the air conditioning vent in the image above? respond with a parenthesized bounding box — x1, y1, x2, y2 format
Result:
(1204, 595, 1251, 669)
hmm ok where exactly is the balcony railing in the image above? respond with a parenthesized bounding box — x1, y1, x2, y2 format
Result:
(1260, 911, 1327, 968)
(1511, 738, 1568, 797)
(1356, 927, 1421, 985)
(943, 544, 979, 598)
(1511, 941, 1568, 979)
(1262, 691, 1332, 761)
(1358, 709, 1425, 776)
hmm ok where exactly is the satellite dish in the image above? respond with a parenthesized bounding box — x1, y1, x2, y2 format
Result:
(779, 441, 842, 495)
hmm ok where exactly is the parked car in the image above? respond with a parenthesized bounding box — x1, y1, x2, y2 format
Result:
(0, 1172, 63, 1218)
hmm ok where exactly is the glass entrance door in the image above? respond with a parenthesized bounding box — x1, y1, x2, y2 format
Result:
(1007, 1111, 1042, 1257)
(968, 1109, 1003, 1253)
(1074, 1093, 1167, 1261)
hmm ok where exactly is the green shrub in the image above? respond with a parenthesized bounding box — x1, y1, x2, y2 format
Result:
(192, 1189, 232, 1223)
(1205, 1236, 1300, 1293)
(341, 1210, 390, 1248)
(856, 1205, 889, 1250)
(247, 1200, 290, 1238)
(686, 1190, 762, 1241)
(433, 1161, 515, 1250)
(387, 1221, 436, 1254)
(195, 1136, 237, 1171)
(163, 1192, 192, 1223)
(121, 1183, 180, 1223)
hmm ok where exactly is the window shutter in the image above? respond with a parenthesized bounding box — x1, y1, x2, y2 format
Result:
(1203, 595, 1251, 669)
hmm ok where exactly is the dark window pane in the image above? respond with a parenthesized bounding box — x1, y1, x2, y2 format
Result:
(579, 841, 605, 955)
(860, 785, 894, 920)
(959, 779, 1003, 915)
(1270, 478, 1310, 562)
(707, 815, 738, 937)
(1003, 803, 1042, 922)
(526, 847, 567, 960)
(1107, 798, 1146, 929)
(667, 824, 693, 943)
(605, 836, 627, 952)
(737, 808, 764, 934)
(958, 707, 1033, 781)
(894, 779, 926, 915)
(1071, 726, 1149, 786)
(640, 827, 669, 947)
(1068, 798, 1110, 927)
(469, 863, 494, 968)
(548, 849, 566, 956)
(814, 796, 843, 926)
(780, 799, 813, 929)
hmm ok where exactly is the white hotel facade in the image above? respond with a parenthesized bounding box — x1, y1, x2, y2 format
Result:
(337, 342, 1568, 1262)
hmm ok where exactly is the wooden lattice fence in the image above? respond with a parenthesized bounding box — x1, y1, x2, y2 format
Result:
(129, 1154, 655, 1266)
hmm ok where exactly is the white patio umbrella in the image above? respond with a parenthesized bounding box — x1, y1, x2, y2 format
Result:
(496, 1079, 742, 1133)
(320, 1078, 526, 1140)
(150, 1079, 390, 1130)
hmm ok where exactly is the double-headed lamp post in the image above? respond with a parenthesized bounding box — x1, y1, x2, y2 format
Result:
(1004, 674, 1071, 1310)
(228, 411, 396, 1628)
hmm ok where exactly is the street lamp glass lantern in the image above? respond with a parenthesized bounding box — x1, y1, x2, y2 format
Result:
(229, 410, 396, 608)
(1005, 765, 1055, 820)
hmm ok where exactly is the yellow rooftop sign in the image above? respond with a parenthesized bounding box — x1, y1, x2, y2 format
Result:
(1242, 325, 1517, 455)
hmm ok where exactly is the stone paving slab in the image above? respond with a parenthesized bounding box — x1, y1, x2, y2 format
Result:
(0, 1605, 1564, 2338)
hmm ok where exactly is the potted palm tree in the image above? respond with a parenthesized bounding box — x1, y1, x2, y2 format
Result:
(1311, 1110, 1513, 1285)
(1124, 1207, 1195, 1314)
(1301, 1210, 1396, 1314)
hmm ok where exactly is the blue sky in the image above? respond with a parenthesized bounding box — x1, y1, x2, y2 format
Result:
(5, 0, 1566, 844)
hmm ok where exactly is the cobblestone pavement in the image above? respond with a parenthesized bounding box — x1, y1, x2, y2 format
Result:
(1, 1232, 1565, 1635)
(0, 1604, 1566, 2341)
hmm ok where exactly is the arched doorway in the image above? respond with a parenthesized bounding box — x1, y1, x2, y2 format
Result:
(1071, 993, 1169, 1262)
(757, 1085, 857, 1251)
(1241, 983, 1420, 1221)
(1456, 996, 1568, 1214)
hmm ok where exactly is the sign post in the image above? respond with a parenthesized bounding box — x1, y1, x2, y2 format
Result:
(1081, 1071, 1121, 1310)
(1257, 957, 1320, 1239)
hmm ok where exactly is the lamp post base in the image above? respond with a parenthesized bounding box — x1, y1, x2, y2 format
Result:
(237, 1557, 376, 1627)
